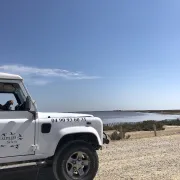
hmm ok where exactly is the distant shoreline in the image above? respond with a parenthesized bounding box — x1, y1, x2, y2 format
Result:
(126, 110, 180, 115)
(72, 110, 180, 115)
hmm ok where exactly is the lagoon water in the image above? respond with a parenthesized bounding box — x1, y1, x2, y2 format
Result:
(81, 111, 180, 124)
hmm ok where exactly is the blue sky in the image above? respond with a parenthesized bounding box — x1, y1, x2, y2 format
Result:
(0, 0, 180, 111)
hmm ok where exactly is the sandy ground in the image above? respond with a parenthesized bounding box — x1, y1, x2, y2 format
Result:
(95, 126, 180, 180)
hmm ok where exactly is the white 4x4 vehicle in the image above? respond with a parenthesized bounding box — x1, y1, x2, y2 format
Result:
(0, 73, 109, 180)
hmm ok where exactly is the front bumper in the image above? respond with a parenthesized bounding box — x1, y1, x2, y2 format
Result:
(103, 132, 109, 144)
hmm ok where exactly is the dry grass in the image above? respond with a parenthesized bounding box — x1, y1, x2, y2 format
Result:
(105, 125, 180, 140)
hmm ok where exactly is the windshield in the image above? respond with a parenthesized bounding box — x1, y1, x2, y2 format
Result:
(14, 88, 25, 104)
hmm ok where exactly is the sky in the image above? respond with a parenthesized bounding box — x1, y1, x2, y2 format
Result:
(0, 0, 180, 112)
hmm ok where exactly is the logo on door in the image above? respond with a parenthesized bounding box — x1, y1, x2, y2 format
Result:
(0, 132, 23, 149)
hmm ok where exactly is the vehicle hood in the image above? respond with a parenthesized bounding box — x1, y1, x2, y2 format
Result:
(37, 112, 94, 119)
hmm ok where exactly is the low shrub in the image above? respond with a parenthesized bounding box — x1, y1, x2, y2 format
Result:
(109, 130, 131, 140)
(109, 130, 125, 140)
(125, 134, 131, 139)
(109, 131, 121, 140)
(103, 120, 166, 132)
(161, 119, 180, 126)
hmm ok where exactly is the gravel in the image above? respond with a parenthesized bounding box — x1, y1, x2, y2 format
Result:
(95, 134, 180, 180)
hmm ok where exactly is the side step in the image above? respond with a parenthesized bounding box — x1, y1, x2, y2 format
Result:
(0, 161, 47, 170)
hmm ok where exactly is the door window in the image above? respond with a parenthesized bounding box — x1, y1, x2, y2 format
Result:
(0, 93, 17, 111)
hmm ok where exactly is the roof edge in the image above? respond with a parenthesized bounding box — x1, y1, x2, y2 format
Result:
(0, 73, 23, 80)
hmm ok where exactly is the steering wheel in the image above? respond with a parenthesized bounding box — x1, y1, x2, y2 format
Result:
(15, 101, 26, 111)
(15, 104, 20, 111)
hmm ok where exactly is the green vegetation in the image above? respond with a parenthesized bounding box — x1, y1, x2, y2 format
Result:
(161, 119, 180, 125)
(103, 119, 180, 132)
(134, 110, 180, 114)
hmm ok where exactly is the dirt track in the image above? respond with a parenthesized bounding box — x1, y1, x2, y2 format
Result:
(95, 133, 180, 180)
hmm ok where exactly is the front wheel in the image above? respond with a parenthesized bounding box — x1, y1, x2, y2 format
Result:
(53, 140, 99, 180)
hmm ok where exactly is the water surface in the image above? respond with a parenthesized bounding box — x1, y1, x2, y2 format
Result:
(78, 111, 180, 124)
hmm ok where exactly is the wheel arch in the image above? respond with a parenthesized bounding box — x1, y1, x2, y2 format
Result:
(53, 126, 102, 154)
(55, 132, 101, 155)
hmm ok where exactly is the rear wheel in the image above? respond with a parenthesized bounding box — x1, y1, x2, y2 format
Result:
(53, 140, 99, 180)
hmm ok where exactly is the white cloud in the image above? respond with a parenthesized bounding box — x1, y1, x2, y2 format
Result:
(0, 64, 100, 85)
(27, 79, 50, 86)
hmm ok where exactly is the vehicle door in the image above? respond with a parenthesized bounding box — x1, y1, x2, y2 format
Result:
(0, 110, 36, 157)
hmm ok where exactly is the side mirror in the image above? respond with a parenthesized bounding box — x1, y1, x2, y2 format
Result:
(25, 96, 31, 111)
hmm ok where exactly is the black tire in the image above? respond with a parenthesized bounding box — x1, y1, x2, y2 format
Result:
(53, 140, 99, 180)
